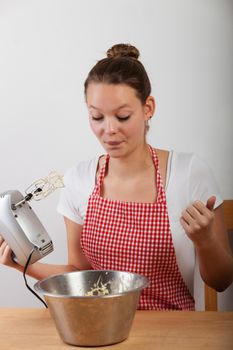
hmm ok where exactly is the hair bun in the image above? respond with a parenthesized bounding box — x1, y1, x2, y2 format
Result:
(106, 43, 140, 60)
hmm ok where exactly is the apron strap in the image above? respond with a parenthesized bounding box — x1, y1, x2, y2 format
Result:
(148, 145, 166, 203)
(96, 146, 166, 203)
(96, 155, 110, 195)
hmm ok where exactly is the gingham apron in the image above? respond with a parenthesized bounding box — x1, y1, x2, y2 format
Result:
(81, 146, 195, 310)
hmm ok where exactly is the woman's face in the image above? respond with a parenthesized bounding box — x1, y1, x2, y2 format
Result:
(86, 83, 154, 158)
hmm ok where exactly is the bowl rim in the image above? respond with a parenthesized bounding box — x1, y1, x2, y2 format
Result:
(34, 269, 149, 299)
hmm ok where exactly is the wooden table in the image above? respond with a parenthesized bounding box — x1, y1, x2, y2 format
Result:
(0, 308, 232, 349)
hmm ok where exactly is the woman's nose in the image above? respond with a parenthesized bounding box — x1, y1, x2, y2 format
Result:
(105, 118, 117, 134)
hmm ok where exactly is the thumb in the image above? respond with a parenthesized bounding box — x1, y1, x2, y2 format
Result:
(206, 196, 216, 211)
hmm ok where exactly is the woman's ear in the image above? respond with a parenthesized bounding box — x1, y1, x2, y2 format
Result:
(144, 96, 156, 121)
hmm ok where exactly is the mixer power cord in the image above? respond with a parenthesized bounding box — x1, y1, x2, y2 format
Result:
(23, 249, 48, 308)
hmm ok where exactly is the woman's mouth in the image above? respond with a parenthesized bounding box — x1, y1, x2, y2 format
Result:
(106, 141, 122, 146)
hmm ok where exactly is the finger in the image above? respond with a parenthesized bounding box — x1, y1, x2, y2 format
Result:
(4, 244, 12, 258)
(192, 201, 212, 217)
(181, 202, 203, 223)
(0, 235, 4, 245)
(180, 217, 194, 235)
(190, 204, 213, 231)
(180, 217, 189, 230)
(185, 204, 203, 220)
(0, 241, 8, 255)
(181, 210, 196, 225)
(206, 196, 216, 211)
(0, 244, 13, 265)
(193, 201, 215, 225)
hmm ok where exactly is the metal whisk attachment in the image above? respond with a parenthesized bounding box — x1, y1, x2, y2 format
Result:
(25, 171, 64, 201)
(11, 171, 64, 210)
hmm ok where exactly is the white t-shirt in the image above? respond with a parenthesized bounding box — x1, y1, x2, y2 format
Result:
(57, 151, 223, 296)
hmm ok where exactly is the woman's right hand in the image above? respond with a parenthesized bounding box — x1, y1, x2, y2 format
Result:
(0, 235, 16, 268)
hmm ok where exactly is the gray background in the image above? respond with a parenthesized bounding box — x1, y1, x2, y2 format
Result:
(0, 0, 232, 309)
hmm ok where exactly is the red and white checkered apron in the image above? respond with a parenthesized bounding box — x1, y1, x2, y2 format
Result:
(81, 146, 195, 310)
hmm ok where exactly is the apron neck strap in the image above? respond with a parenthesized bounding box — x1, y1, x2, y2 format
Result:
(97, 145, 165, 202)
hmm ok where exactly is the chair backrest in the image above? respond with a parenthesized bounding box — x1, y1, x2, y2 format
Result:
(205, 200, 233, 311)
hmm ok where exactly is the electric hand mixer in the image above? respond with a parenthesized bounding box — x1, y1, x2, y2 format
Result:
(0, 171, 64, 266)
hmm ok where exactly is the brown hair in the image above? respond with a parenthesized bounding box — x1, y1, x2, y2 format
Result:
(84, 43, 151, 104)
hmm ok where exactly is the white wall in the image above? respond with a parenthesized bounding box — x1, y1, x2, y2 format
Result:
(0, 0, 232, 308)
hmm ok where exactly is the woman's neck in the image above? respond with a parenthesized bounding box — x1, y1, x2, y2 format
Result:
(107, 143, 153, 180)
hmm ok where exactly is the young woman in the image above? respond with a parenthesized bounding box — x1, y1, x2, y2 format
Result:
(1, 43, 233, 310)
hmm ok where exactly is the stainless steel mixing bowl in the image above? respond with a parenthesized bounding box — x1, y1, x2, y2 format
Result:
(34, 270, 149, 346)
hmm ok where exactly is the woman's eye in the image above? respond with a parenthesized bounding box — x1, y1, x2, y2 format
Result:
(91, 116, 104, 121)
(117, 115, 130, 121)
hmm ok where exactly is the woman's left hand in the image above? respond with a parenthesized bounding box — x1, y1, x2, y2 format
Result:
(180, 196, 216, 247)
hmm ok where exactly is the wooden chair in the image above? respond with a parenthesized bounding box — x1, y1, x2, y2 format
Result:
(205, 200, 233, 311)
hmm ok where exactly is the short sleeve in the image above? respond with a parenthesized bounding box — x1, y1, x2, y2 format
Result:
(188, 155, 223, 209)
(57, 168, 84, 225)
(56, 157, 98, 225)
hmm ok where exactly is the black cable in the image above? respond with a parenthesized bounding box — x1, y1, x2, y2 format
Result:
(23, 249, 48, 308)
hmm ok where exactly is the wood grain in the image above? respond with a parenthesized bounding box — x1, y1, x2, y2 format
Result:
(0, 309, 232, 349)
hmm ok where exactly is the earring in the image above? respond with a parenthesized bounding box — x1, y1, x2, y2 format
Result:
(145, 116, 152, 132)
(145, 119, 150, 131)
